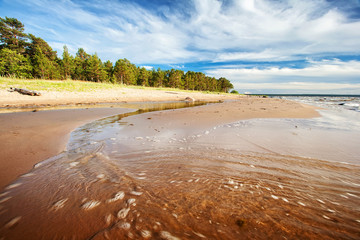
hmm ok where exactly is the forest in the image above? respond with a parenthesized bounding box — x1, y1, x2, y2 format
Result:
(0, 17, 234, 93)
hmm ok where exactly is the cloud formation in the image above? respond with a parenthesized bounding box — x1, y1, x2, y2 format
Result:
(206, 59, 360, 93)
(1, 0, 359, 93)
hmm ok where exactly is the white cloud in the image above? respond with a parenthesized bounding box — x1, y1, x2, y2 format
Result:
(141, 66, 154, 70)
(6, 0, 359, 64)
(206, 59, 360, 93)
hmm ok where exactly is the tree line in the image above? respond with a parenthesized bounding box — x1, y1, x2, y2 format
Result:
(0, 17, 234, 92)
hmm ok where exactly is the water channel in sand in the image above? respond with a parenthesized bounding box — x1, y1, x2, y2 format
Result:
(0, 101, 359, 239)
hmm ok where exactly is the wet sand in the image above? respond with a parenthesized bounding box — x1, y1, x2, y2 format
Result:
(4, 98, 353, 240)
(0, 98, 318, 191)
(0, 108, 135, 190)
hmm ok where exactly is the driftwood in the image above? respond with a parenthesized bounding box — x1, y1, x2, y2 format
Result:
(9, 87, 41, 96)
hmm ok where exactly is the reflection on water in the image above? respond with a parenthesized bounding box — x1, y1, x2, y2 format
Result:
(1, 102, 360, 240)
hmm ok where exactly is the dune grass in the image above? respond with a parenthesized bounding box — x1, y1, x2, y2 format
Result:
(0, 77, 122, 92)
(1, 77, 237, 95)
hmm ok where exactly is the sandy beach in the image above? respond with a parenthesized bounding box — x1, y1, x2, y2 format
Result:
(0, 87, 241, 189)
(0, 87, 241, 109)
(3, 90, 359, 240)
(0, 90, 318, 190)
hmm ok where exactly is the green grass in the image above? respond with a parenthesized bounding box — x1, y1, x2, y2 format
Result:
(0, 77, 123, 92)
(0, 76, 240, 95)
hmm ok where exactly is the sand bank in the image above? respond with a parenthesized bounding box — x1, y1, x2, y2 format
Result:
(0, 108, 135, 190)
(0, 87, 241, 108)
(0, 97, 319, 190)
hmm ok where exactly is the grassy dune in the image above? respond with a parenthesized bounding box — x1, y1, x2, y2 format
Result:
(0, 77, 236, 95)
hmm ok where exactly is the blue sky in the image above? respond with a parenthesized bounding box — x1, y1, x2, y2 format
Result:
(1, 0, 360, 94)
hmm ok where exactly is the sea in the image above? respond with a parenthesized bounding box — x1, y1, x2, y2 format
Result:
(0, 96, 359, 239)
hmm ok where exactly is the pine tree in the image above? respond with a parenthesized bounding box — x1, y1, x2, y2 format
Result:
(113, 58, 136, 85)
(86, 53, 107, 82)
(27, 34, 60, 79)
(219, 77, 234, 93)
(0, 48, 32, 78)
(137, 67, 150, 86)
(0, 17, 29, 53)
(168, 69, 183, 89)
(150, 68, 165, 87)
(103, 60, 113, 82)
(73, 48, 90, 80)
(61, 45, 74, 80)
(32, 46, 51, 79)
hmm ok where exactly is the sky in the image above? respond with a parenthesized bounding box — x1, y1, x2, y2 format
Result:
(1, 0, 360, 94)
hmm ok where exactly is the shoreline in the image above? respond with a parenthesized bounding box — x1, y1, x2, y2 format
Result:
(0, 97, 320, 191)
(0, 107, 136, 190)
(0, 87, 243, 109)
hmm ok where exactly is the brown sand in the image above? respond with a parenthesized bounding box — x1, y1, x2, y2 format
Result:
(0, 96, 319, 191)
(0, 108, 135, 190)
(120, 98, 320, 137)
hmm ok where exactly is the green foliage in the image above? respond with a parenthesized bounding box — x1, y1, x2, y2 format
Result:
(0, 17, 29, 53)
(230, 90, 239, 94)
(113, 58, 137, 85)
(0, 17, 235, 93)
(61, 45, 74, 80)
(0, 48, 32, 78)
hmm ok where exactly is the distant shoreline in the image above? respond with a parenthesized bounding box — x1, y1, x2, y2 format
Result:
(248, 93, 360, 97)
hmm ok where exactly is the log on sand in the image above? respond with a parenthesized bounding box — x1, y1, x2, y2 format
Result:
(10, 87, 41, 96)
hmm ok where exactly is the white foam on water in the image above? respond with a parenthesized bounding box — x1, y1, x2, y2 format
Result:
(82, 200, 100, 210)
(130, 191, 143, 196)
(271, 195, 279, 200)
(118, 221, 131, 230)
(52, 198, 68, 211)
(117, 208, 130, 219)
(5, 216, 22, 228)
(105, 214, 113, 226)
(6, 183, 22, 190)
(298, 201, 306, 206)
(141, 229, 152, 238)
(107, 191, 125, 203)
(159, 231, 181, 240)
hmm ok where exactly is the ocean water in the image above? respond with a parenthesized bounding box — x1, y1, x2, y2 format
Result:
(0, 98, 359, 239)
